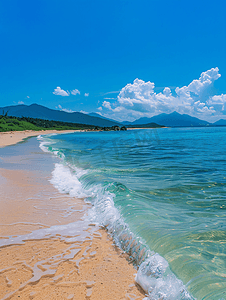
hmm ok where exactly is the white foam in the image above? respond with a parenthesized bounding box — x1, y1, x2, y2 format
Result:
(0, 220, 95, 248)
(37, 135, 52, 153)
(37, 136, 195, 300)
(136, 254, 193, 300)
(50, 163, 90, 198)
(37, 135, 65, 158)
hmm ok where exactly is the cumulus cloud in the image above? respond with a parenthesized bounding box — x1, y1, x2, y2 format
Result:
(175, 67, 221, 97)
(102, 101, 113, 110)
(53, 87, 81, 96)
(71, 89, 80, 96)
(56, 104, 74, 113)
(100, 67, 226, 121)
(208, 94, 226, 113)
(80, 110, 88, 114)
(18, 101, 24, 104)
(53, 87, 69, 96)
(84, 93, 89, 97)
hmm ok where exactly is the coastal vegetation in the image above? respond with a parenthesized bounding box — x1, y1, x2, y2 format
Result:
(0, 114, 129, 132)
(0, 114, 94, 132)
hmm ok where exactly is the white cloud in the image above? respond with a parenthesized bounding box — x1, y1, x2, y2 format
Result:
(102, 101, 112, 110)
(26, 96, 30, 99)
(53, 87, 69, 96)
(53, 87, 81, 96)
(84, 93, 89, 97)
(175, 67, 221, 97)
(208, 94, 226, 105)
(102, 91, 120, 96)
(80, 110, 88, 114)
(98, 107, 103, 111)
(100, 67, 226, 122)
(62, 108, 74, 113)
(208, 94, 226, 113)
(18, 101, 24, 104)
(56, 104, 74, 113)
(104, 97, 117, 100)
(71, 89, 80, 96)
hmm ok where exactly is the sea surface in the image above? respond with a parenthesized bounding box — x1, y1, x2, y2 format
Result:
(40, 127, 226, 300)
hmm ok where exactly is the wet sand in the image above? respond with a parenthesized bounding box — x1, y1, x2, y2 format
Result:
(0, 131, 145, 300)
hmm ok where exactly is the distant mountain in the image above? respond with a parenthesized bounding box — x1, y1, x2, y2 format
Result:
(213, 119, 226, 126)
(88, 112, 104, 118)
(1, 104, 218, 128)
(88, 112, 120, 124)
(130, 112, 210, 127)
(0, 104, 121, 127)
(130, 117, 155, 125)
(127, 122, 164, 128)
(121, 121, 132, 125)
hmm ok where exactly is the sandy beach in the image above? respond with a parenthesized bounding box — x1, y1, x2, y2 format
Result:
(0, 131, 145, 300)
(0, 130, 80, 148)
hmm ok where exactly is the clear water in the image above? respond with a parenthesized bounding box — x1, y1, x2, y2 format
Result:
(40, 127, 226, 300)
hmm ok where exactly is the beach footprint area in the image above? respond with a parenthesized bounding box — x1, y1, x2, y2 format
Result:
(0, 134, 144, 300)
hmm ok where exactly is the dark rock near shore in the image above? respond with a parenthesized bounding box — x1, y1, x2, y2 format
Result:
(92, 125, 127, 132)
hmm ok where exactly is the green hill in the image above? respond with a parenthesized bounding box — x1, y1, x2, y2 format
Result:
(0, 114, 94, 132)
(0, 104, 120, 127)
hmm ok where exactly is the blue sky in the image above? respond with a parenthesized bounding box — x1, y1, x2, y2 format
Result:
(0, 0, 226, 122)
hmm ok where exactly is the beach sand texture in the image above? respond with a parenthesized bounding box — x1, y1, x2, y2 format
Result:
(0, 131, 145, 300)
(0, 130, 79, 148)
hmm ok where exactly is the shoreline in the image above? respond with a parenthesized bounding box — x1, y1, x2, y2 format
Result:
(0, 129, 81, 148)
(0, 127, 168, 148)
(0, 131, 145, 299)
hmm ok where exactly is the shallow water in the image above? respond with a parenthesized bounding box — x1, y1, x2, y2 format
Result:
(0, 136, 58, 172)
(0, 137, 104, 300)
(41, 127, 226, 299)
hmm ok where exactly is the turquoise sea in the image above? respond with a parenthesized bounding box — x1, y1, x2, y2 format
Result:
(40, 127, 226, 300)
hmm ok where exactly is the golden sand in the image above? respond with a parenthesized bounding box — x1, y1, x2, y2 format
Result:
(0, 131, 145, 300)
(0, 130, 79, 148)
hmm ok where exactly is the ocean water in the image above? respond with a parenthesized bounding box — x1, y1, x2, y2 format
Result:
(40, 127, 226, 300)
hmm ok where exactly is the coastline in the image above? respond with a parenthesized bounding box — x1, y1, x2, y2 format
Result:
(0, 131, 145, 299)
(0, 130, 81, 148)
(0, 127, 168, 149)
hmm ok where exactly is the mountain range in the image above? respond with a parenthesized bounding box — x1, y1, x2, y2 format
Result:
(0, 104, 120, 127)
(123, 111, 210, 127)
(1, 103, 226, 127)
